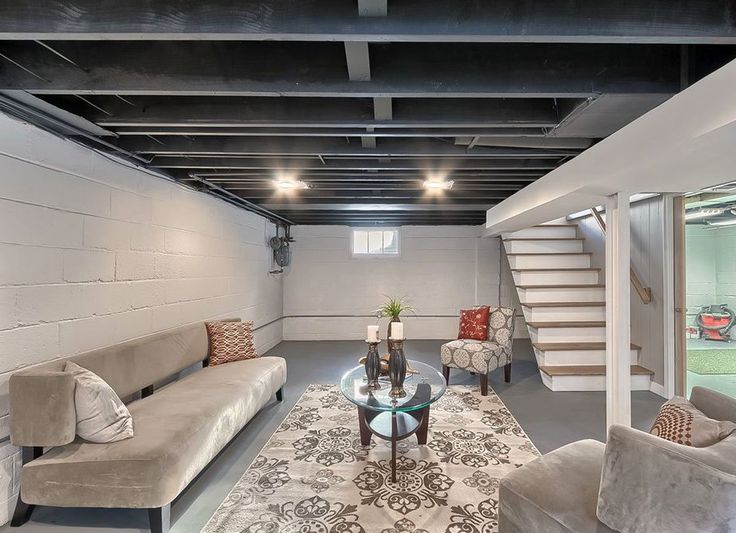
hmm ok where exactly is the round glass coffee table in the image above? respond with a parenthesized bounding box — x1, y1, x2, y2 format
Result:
(340, 360, 446, 482)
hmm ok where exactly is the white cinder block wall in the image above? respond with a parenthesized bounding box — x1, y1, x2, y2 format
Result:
(0, 114, 283, 522)
(282, 225, 526, 340)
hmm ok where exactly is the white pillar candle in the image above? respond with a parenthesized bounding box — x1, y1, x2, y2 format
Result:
(390, 321, 404, 340)
(366, 325, 379, 342)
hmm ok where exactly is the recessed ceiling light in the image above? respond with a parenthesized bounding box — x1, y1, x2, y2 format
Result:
(685, 207, 724, 220)
(707, 218, 736, 227)
(423, 179, 454, 190)
(273, 179, 309, 190)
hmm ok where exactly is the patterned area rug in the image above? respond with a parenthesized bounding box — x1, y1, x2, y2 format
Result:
(203, 384, 540, 533)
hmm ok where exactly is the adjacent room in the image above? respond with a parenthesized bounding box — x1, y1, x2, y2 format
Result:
(0, 3, 735, 533)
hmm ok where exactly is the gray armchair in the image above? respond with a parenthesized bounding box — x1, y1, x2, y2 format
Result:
(440, 306, 515, 395)
(499, 386, 736, 533)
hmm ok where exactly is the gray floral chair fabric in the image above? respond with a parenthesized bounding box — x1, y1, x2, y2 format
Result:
(441, 306, 515, 395)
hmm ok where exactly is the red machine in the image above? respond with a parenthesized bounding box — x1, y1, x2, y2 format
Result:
(697, 304, 736, 342)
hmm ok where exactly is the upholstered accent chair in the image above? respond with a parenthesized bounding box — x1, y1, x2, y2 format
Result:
(440, 306, 515, 395)
(499, 386, 736, 533)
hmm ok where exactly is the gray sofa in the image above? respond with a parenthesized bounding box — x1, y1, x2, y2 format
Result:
(9, 319, 287, 533)
(499, 386, 736, 532)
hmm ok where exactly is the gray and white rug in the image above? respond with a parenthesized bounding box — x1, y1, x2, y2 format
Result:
(203, 384, 540, 533)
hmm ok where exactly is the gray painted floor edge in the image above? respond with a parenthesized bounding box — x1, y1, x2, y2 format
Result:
(3, 340, 664, 533)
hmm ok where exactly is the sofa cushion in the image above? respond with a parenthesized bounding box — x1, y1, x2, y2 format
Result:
(441, 339, 511, 374)
(499, 440, 614, 533)
(65, 362, 134, 443)
(21, 356, 287, 509)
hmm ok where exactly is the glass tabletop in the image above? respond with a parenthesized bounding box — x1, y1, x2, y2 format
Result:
(340, 360, 447, 413)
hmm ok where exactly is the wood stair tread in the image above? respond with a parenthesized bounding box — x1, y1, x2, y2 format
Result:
(527, 321, 606, 328)
(522, 301, 605, 308)
(503, 237, 583, 242)
(512, 267, 600, 272)
(539, 365, 654, 377)
(533, 342, 642, 351)
(517, 284, 605, 289)
(506, 252, 592, 256)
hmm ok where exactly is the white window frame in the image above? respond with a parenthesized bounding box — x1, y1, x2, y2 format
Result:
(350, 227, 401, 257)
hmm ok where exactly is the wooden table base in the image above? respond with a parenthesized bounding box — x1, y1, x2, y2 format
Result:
(356, 383, 431, 482)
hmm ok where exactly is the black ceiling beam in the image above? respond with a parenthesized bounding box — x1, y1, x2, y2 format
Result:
(110, 126, 550, 138)
(151, 156, 559, 170)
(118, 137, 580, 157)
(258, 203, 493, 211)
(45, 96, 562, 129)
(0, 42, 682, 97)
(0, 1, 733, 43)
(150, 157, 561, 171)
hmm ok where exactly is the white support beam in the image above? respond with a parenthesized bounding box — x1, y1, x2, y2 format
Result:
(605, 192, 632, 429)
(344, 41, 371, 81)
(357, 0, 388, 17)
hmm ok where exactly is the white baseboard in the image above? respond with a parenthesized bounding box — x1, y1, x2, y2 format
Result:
(649, 381, 668, 398)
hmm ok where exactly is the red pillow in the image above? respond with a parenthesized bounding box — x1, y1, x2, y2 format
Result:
(457, 306, 490, 340)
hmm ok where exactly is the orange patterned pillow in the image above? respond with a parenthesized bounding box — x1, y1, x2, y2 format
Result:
(650, 396, 736, 447)
(457, 306, 490, 341)
(205, 320, 258, 366)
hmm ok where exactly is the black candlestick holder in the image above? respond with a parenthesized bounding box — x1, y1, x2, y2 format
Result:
(364, 340, 381, 390)
(388, 339, 407, 398)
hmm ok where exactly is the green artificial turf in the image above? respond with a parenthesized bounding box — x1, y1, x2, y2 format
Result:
(687, 348, 736, 375)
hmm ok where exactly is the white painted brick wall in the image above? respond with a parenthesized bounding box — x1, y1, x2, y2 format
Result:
(283, 225, 522, 340)
(0, 113, 284, 523)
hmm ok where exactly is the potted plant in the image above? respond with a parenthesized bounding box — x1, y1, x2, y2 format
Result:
(378, 296, 415, 349)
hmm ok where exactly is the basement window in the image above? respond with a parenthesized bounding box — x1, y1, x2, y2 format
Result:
(352, 228, 400, 256)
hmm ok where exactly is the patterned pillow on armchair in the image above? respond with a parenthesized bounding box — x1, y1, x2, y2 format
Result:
(457, 306, 490, 340)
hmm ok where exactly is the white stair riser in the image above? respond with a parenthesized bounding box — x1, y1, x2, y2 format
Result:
(530, 326, 606, 343)
(508, 254, 591, 269)
(523, 306, 606, 322)
(512, 270, 599, 285)
(542, 373, 651, 392)
(503, 226, 577, 239)
(518, 286, 606, 303)
(535, 348, 638, 366)
(504, 240, 583, 254)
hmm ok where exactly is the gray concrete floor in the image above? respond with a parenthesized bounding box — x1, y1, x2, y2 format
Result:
(4, 340, 664, 533)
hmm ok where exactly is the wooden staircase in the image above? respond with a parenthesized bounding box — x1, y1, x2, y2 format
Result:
(503, 223, 654, 391)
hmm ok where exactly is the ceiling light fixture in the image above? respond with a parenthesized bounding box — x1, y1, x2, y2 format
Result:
(685, 207, 725, 220)
(273, 179, 309, 190)
(423, 179, 454, 190)
(706, 218, 736, 227)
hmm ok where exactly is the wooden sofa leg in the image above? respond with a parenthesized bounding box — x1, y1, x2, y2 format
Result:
(148, 504, 170, 533)
(441, 365, 450, 384)
(504, 363, 512, 383)
(276, 387, 284, 402)
(11, 446, 43, 527)
(479, 374, 489, 396)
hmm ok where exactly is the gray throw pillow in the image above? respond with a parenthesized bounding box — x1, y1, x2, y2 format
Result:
(65, 361, 134, 443)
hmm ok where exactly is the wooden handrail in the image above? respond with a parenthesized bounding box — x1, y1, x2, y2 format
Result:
(589, 208, 652, 304)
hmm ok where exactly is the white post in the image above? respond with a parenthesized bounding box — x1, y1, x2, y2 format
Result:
(605, 192, 632, 429)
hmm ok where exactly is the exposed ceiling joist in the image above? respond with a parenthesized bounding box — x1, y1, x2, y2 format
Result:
(150, 158, 561, 171)
(0, 1, 733, 43)
(65, 96, 563, 129)
(0, 42, 687, 97)
(120, 137, 581, 157)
